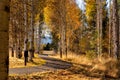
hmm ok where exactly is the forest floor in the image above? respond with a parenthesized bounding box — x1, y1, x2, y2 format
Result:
(9, 51, 120, 80)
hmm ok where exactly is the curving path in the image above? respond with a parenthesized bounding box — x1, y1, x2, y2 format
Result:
(9, 53, 72, 75)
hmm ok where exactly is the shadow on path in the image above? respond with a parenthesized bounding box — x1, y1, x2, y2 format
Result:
(39, 54, 73, 69)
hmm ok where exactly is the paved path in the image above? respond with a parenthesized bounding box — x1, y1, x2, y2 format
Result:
(9, 53, 72, 74)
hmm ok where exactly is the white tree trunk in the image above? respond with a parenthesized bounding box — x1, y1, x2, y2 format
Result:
(99, 0, 103, 55)
(109, 0, 112, 57)
(96, 0, 100, 56)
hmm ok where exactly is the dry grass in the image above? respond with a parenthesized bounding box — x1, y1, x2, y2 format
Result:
(9, 54, 46, 68)
(50, 52, 120, 79)
(50, 52, 93, 65)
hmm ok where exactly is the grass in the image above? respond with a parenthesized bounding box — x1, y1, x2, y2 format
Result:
(9, 53, 46, 68)
(49, 52, 120, 79)
(49, 52, 93, 65)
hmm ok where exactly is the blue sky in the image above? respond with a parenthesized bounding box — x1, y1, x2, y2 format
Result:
(76, 0, 85, 10)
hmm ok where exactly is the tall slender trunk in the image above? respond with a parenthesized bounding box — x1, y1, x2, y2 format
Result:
(59, 15, 62, 58)
(96, 0, 100, 56)
(64, 23, 67, 58)
(112, 0, 119, 59)
(59, 1, 63, 58)
(17, 5, 22, 58)
(29, 0, 35, 61)
(60, 32, 62, 58)
(99, 0, 103, 55)
(15, 19, 19, 58)
(11, 19, 15, 57)
(38, 21, 43, 54)
(58, 6, 62, 57)
(118, 1, 120, 77)
(96, 0, 103, 57)
(60, 0, 67, 58)
(109, 0, 112, 57)
(0, 0, 9, 79)
(24, 0, 28, 60)
(38, 24, 41, 54)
